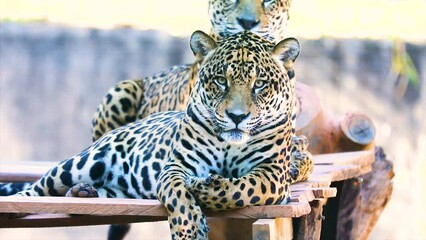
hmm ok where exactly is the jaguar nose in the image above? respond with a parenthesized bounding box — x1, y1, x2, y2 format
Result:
(226, 110, 250, 125)
(236, 17, 260, 30)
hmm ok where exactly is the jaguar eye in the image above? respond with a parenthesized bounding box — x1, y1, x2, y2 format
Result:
(214, 77, 228, 89)
(263, 0, 274, 6)
(253, 79, 267, 91)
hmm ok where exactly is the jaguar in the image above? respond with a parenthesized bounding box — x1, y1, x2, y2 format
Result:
(13, 30, 308, 240)
(90, 0, 312, 187)
(92, 0, 294, 142)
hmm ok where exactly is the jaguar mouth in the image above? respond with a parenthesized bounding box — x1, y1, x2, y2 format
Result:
(220, 129, 250, 145)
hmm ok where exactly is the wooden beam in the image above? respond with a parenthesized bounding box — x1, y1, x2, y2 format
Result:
(0, 196, 311, 220)
(0, 214, 166, 228)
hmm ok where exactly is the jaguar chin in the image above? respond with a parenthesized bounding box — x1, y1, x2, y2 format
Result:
(220, 129, 250, 145)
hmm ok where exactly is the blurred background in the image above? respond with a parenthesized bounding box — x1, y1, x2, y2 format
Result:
(0, 0, 425, 239)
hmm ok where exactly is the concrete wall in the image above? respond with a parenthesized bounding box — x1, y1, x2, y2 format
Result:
(1, 22, 426, 239)
(0, 23, 193, 161)
(1, 22, 424, 161)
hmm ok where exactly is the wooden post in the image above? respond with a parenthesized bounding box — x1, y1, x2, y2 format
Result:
(208, 219, 255, 240)
(293, 200, 325, 240)
(252, 218, 293, 240)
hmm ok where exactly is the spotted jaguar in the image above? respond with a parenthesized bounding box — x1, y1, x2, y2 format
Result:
(14, 31, 307, 240)
(209, 0, 291, 42)
(91, 0, 312, 186)
(92, 0, 294, 142)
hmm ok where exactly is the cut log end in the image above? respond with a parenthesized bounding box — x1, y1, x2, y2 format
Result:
(340, 112, 376, 145)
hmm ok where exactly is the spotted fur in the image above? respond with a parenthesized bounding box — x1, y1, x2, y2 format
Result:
(92, 0, 293, 142)
(0, 182, 32, 196)
(15, 31, 308, 239)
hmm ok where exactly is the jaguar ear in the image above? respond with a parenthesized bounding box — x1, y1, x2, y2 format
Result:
(190, 30, 217, 63)
(272, 37, 300, 64)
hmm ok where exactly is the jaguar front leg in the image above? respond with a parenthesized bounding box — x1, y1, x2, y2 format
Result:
(289, 135, 314, 184)
(157, 164, 209, 240)
(186, 160, 291, 211)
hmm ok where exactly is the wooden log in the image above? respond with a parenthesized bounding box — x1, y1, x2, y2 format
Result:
(294, 82, 322, 132)
(321, 147, 394, 240)
(295, 82, 376, 155)
(336, 146, 394, 240)
(297, 109, 376, 154)
(340, 112, 376, 149)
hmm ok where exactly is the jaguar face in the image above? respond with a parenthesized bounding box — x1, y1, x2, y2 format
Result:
(190, 30, 300, 144)
(208, 0, 291, 42)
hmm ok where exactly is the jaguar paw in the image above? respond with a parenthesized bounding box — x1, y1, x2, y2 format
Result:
(65, 183, 99, 198)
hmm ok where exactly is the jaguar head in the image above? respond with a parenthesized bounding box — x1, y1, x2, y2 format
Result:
(189, 30, 300, 145)
(208, 0, 291, 42)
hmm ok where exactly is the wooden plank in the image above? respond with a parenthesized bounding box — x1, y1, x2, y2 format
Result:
(311, 188, 337, 199)
(289, 190, 315, 203)
(0, 196, 311, 220)
(0, 214, 166, 228)
(291, 181, 331, 191)
(313, 150, 374, 166)
(0, 197, 166, 217)
(310, 163, 372, 182)
(207, 202, 311, 219)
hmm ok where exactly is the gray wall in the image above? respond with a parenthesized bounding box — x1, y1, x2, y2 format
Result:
(1, 21, 426, 240)
(0, 22, 424, 162)
(0, 23, 193, 161)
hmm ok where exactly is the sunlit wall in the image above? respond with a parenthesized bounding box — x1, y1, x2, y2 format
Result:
(1, 0, 425, 40)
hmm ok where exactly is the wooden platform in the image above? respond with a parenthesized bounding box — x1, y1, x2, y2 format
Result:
(0, 150, 374, 239)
